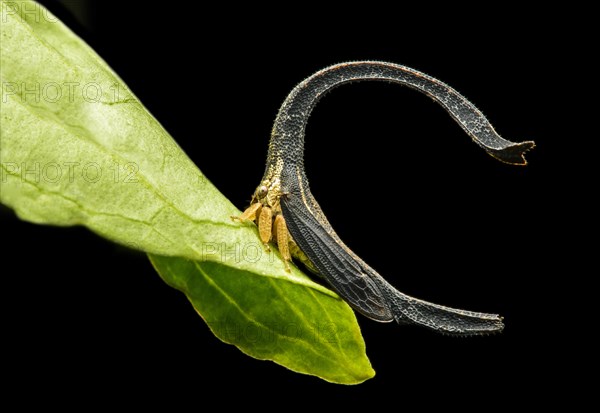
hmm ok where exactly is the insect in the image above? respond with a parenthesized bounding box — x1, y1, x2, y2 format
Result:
(234, 61, 534, 335)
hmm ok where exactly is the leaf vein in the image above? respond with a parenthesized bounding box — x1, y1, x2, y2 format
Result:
(193, 261, 335, 361)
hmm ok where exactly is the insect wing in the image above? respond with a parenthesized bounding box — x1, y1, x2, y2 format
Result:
(281, 194, 393, 322)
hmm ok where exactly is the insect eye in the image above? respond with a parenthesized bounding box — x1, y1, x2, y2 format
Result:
(257, 185, 268, 199)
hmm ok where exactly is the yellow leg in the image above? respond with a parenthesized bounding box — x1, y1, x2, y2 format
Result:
(231, 202, 261, 222)
(274, 214, 291, 272)
(289, 238, 319, 275)
(258, 206, 273, 249)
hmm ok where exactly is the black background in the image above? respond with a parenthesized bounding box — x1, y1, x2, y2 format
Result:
(2, 0, 576, 406)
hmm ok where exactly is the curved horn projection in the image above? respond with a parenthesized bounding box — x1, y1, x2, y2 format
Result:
(256, 61, 534, 335)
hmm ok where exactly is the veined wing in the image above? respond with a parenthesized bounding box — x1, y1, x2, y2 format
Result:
(281, 192, 393, 322)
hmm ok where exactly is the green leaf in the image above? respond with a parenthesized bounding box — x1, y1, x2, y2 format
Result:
(150, 256, 374, 384)
(0, 0, 374, 383)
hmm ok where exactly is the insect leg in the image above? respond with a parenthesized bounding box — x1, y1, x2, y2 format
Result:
(274, 214, 291, 272)
(258, 205, 273, 249)
(231, 202, 262, 222)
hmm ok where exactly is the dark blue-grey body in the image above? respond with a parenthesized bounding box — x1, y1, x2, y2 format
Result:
(261, 62, 534, 335)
